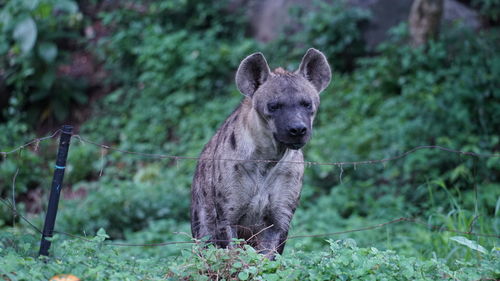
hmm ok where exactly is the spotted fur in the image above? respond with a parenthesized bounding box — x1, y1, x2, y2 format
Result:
(191, 49, 331, 258)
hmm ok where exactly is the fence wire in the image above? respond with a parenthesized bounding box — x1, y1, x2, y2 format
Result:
(0, 129, 61, 156)
(2, 129, 500, 165)
(1, 129, 499, 249)
(72, 134, 500, 166)
(43, 217, 500, 246)
(1, 193, 499, 248)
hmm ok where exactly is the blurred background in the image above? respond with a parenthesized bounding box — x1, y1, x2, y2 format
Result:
(0, 0, 499, 267)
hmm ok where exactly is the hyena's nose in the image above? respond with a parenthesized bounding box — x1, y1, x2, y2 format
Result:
(288, 124, 307, 137)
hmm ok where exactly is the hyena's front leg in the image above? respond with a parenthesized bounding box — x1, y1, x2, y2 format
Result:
(191, 199, 216, 241)
(255, 224, 290, 259)
(254, 201, 297, 259)
(213, 206, 239, 248)
(255, 167, 302, 258)
(192, 198, 238, 248)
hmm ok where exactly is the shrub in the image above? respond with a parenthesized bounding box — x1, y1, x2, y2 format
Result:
(295, 23, 500, 262)
(168, 239, 500, 280)
(264, 0, 370, 72)
(0, 120, 54, 226)
(305, 24, 500, 191)
(83, 0, 255, 156)
(0, 0, 88, 125)
(472, 0, 500, 22)
(3, 231, 498, 280)
(56, 174, 190, 239)
(0, 230, 170, 280)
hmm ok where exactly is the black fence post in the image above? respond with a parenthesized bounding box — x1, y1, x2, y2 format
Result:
(39, 125, 73, 257)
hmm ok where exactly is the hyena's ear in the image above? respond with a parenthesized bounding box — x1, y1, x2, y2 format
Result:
(236, 52, 271, 97)
(298, 48, 332, 93)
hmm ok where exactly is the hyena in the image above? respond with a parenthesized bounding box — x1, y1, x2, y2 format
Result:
(191, 48, 331, 258)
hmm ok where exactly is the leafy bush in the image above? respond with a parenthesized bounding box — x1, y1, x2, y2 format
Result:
(288, 181, 500, 263)
(0, 230, 170, 280)
(472, 0, 500, 22)
(3, 231, 498, 280)
(306, 24, 500, 190)
(0, 149, 46, 225)
(83, 0, 255, 156)
(56, 174, 190, 239)
(0, 0, 88, 125)
(263, 0, 369, 72)
(0, 122, 55, 226)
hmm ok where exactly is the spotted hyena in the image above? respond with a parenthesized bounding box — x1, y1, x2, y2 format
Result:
(191, 48, 331, 258)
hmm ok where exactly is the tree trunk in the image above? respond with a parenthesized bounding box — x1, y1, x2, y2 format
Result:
(409, 0, 444, 47)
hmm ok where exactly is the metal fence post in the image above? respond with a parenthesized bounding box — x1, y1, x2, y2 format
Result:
(39, 125, 73, 256)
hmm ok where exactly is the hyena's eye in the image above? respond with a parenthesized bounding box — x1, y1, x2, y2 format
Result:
(300, 100, 312, 110)
(267, 102, 282, 112)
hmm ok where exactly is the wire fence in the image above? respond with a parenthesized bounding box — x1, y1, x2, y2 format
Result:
(4, 129, 500, 164)
(1, 129, 499, 250)
(72, 134, 500, 166)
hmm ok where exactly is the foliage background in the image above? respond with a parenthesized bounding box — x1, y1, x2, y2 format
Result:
(0, 0, 499, 279)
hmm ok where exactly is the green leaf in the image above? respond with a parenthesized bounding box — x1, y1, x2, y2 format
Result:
(34, 2, 53, 19)
(72, 92, 88, 104)
(55, 1, 79, 13)
(237, 271, 249, 280)
(262, 273, 280, 281)
(23, 0, 40, 11)
(13, 17, 37, 54)
(39, 71, 55, 90)
(38, 42, 58, 63)
(450, 236, 487, 254)
(44, 234, 60, 242)
(96, 228, 110, 239)
(0, 11, 13, 31)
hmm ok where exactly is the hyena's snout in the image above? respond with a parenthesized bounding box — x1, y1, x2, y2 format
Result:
(287, 122, 308, 137)
(274, 111, 312, 150)
(283, 121, 309, 149)
(285, 123, 309, 149)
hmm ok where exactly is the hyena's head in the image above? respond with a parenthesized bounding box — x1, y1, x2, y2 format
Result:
(236, 48, 331, 150)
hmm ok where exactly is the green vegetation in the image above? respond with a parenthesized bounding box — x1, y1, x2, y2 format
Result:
(472, 0, 500, 22)
(0, 0, 87, 125)
(1, 232, 498, 280)
(1, 0, 499, 280)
